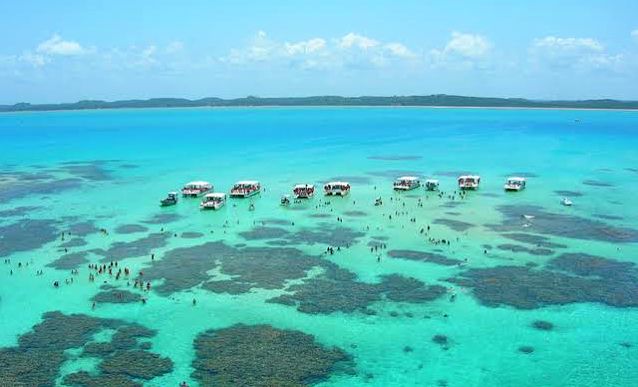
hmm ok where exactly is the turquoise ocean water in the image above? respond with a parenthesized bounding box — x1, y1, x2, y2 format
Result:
(0, 107, 637, 386)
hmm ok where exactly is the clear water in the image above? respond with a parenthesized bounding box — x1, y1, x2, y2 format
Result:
(1, 107, 637, 386)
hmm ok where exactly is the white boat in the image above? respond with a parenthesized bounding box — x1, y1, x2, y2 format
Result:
(504, 177, 526, 191)
(324, 181, 351, 196)
(393, 176, 421, 191)
(160, 192, 179, 206)
(230, 180, 261, 198)
(561, 198, 573, 207)
(182, 181, 212, 197)
(293, 184, 315, 199)
(200, 193, 226, 210)
(425, 179, 440, 191)
(458, 175, 481, 190)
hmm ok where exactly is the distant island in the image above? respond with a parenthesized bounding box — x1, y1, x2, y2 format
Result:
(2, 95, 638, 112)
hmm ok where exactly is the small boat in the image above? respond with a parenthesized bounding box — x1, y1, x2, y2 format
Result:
(280, 195, 291, 206)
(458, 175, 481, 190)
(504, 177, 526, 191)
(425, 179, 440, 191)
(200, 193, 226, 210)
(293, 184, 315, 199)
(375, 197, 383, 206)
(182, 181, 212, 197)
(324, 181, 350, 196)
(230, 181, 261, 198)
(561, 198, 573, 207)
(393, 176, 421, 191)
(160, 192, 179, 206)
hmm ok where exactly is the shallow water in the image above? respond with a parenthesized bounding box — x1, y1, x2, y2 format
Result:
(1, 107, 637, 386)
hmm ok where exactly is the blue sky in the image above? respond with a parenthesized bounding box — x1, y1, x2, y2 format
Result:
(1, 0, 637, 104)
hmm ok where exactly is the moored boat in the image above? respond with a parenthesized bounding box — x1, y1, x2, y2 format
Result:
(160, 192, 179, 206)
(200, 193, 226, 210)
(393, 176, 420, 191)
(293, 184, 315, 199)
(425, 179, 440, 191)
(323, 181, 350, 196)
(504, 177, 526, 191)
(182, 181, 212, 197)
(230, 180, 261, 198)
(458, 175, 481, 190)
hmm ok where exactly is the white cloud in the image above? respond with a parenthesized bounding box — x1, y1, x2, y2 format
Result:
(533, 36, 603, 52)
(384, 42, 417, 59)
(339, 33, 379, 50)
(443, 32, 491, 58)
(284, 38, 326, 55)
(165, 41, 184, 54)
(19, 52, 49, 67)
(530, 36, 623, 72)
(632, 29, 638, 41)
(36, 34, 85, 56)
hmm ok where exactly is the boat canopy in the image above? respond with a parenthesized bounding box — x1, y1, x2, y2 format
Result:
(185, 181, 211, 187)
(507, 177, 526, 182)
(168, 191, 178, 196)
(235, 180, 259, 186)
(204, 193, 226, 199)
(325, 181, 349, 186)
(458, 175, 480, 181)
(425, 179, 439, 184)
(397, 176, 419, 182)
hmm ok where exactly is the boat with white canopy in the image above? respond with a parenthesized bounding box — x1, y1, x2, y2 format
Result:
(200, 193, 226, 210)
(293, 184, 315, 199)
(458, 175, 481, 190)
(230, 181, 261, 198)
(504, 177, 526, 191)
(181, 181, 212, 197)
(323, 181, 350, 196)
(393, 176, 421, 191)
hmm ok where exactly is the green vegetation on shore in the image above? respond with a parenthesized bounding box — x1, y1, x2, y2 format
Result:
(2, 95, 638, 112)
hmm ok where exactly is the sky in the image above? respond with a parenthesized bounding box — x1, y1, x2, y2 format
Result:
(1, 0, 638, 104)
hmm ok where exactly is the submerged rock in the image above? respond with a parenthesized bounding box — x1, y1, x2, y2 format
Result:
(191, 324, 352, 386)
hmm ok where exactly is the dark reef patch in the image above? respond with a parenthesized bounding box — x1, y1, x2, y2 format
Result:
(490, 205, 638, 243)
(269, 268, 446, 315)
(142, 213, 182, 225)
(92, 289, 142, 304)
(0, 205, 42, 217)
(0, 177, 84, 202)
(496, 244, 554, 256)
(47, 252, 89, 270)
(59, 162, 113, 181)
(582, 179, 613, 187)
(144, 242, 321, 295)
(593, 214, 623, 221)
(368, 155, 422, 161)
(259, 218, 292, 226)
(239, 226, 290, 240)
(59, 237, 87, 248)
(432, 334, 450, 350)
(114, 224, 149, 234)
(93, 232, 170, 261)
(518, 346, 535, 354)
(0, 219, 59, 255)
(554, 190, 583, 197)
(433, 218, 475, 232)
(449, 253, 638, 309)
(440, 201, 464, 208)
(387, 250, 462, 266)
(181, 231, 204, 239)
(531, 320, 554, 331)
(0, 311, 172, 387)
(67, 220, 100, 237)
(309, 213, 332, 219)
(240, 223, 364, 247)
(343, 210, 367, 217)
(500, 233, 566, 249)
(192, 324, 352, 387)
